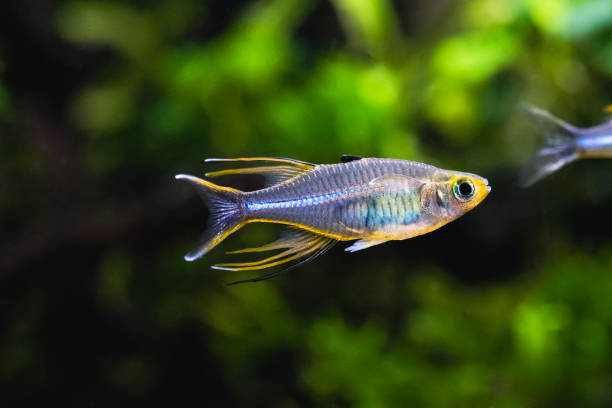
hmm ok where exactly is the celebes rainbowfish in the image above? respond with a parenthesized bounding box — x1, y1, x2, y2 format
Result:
(176, 155, 490, 283)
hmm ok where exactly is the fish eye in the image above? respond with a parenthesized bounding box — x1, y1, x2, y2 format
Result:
(453, 179, 474, 201)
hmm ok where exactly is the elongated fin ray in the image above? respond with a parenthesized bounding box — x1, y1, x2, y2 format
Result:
(226, 238, 337, 285)
(217, 247, 302, 268)
(205, 165, 307, 187)
(205, 165, 300, 178)
(226, 241, 291, 254)
(212, 238, 328, 271)
(203, 157, 315, 187)
(212, 231, 330, 271)
(210, 228, 336, 283)
(225, 228, 315, 254)
(218, 236, 317, 267)
(204, 157, 315, 170)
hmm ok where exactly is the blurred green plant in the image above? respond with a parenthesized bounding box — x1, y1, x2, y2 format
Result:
(3, 0, 612, 405)
(50, 0, 612, 404)
(300, 249, 612, 407)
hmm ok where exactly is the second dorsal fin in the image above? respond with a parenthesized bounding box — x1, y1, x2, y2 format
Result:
(341, 154, 363, 163)
(203, 156, 315, 187)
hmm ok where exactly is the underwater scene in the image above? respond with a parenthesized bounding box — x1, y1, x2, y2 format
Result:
(2, 0, 612, 406)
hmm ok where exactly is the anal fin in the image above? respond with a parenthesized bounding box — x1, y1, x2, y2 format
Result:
(212, 228, 337, 284)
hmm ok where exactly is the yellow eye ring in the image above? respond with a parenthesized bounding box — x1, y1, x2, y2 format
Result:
(453, 179, 474, 201)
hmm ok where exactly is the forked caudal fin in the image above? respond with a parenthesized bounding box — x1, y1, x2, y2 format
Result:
(520, 105, 579, 186)
(175, 174, 245, 261)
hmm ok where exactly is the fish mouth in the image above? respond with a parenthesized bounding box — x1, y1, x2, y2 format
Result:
(482, 178, 491, 194)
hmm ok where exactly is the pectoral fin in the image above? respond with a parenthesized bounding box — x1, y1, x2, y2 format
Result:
(368, 174, 425, 189)
(344, 239, 388, 252)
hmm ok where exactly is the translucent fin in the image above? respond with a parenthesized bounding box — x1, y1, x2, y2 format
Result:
(205, 165, 300, 178)
(369, 174, 425, 188)
(225, 229, 314, 254)
(212, 230, 333, 271)
(205, 165, 306, 186)
(214, 244, 318, 270)
(226, 237, 337, 285)
(520, 105, 579, 187)
(344, 239, 387, 252)
(175, 174, 245, 261)
(204, 157, 315, 169)
(211, 229, 337, 284)
(203, 157, 315, 187)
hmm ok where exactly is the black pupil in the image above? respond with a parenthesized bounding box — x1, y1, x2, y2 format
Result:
(459, 182, 473, 197)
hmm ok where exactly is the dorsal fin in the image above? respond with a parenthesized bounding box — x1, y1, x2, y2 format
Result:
(341, 154, 363, 163)
(203, 157, 315, 187)
(204, 157, 314, 168)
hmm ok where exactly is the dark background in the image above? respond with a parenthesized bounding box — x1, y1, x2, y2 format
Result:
(2, 0, 612, 406)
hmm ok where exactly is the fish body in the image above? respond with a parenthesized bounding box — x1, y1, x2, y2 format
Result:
(521, 105, 612, 186)
(242, 158, 487, 242)
(576, 125, 612, 158)
(176, 156, 490, 283)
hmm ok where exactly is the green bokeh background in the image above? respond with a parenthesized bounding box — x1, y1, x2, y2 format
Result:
(2, 0, 612, 406)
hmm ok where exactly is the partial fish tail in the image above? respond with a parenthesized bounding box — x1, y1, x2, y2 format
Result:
(175, 174, 246, 261)
(520, 105, 579, 186)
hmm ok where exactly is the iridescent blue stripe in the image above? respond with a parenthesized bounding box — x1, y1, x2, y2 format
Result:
(246, 186, 374, 211)
(578, 134, 612, 149)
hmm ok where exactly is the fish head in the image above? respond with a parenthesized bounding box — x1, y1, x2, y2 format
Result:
(428, 170, 491, 220)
